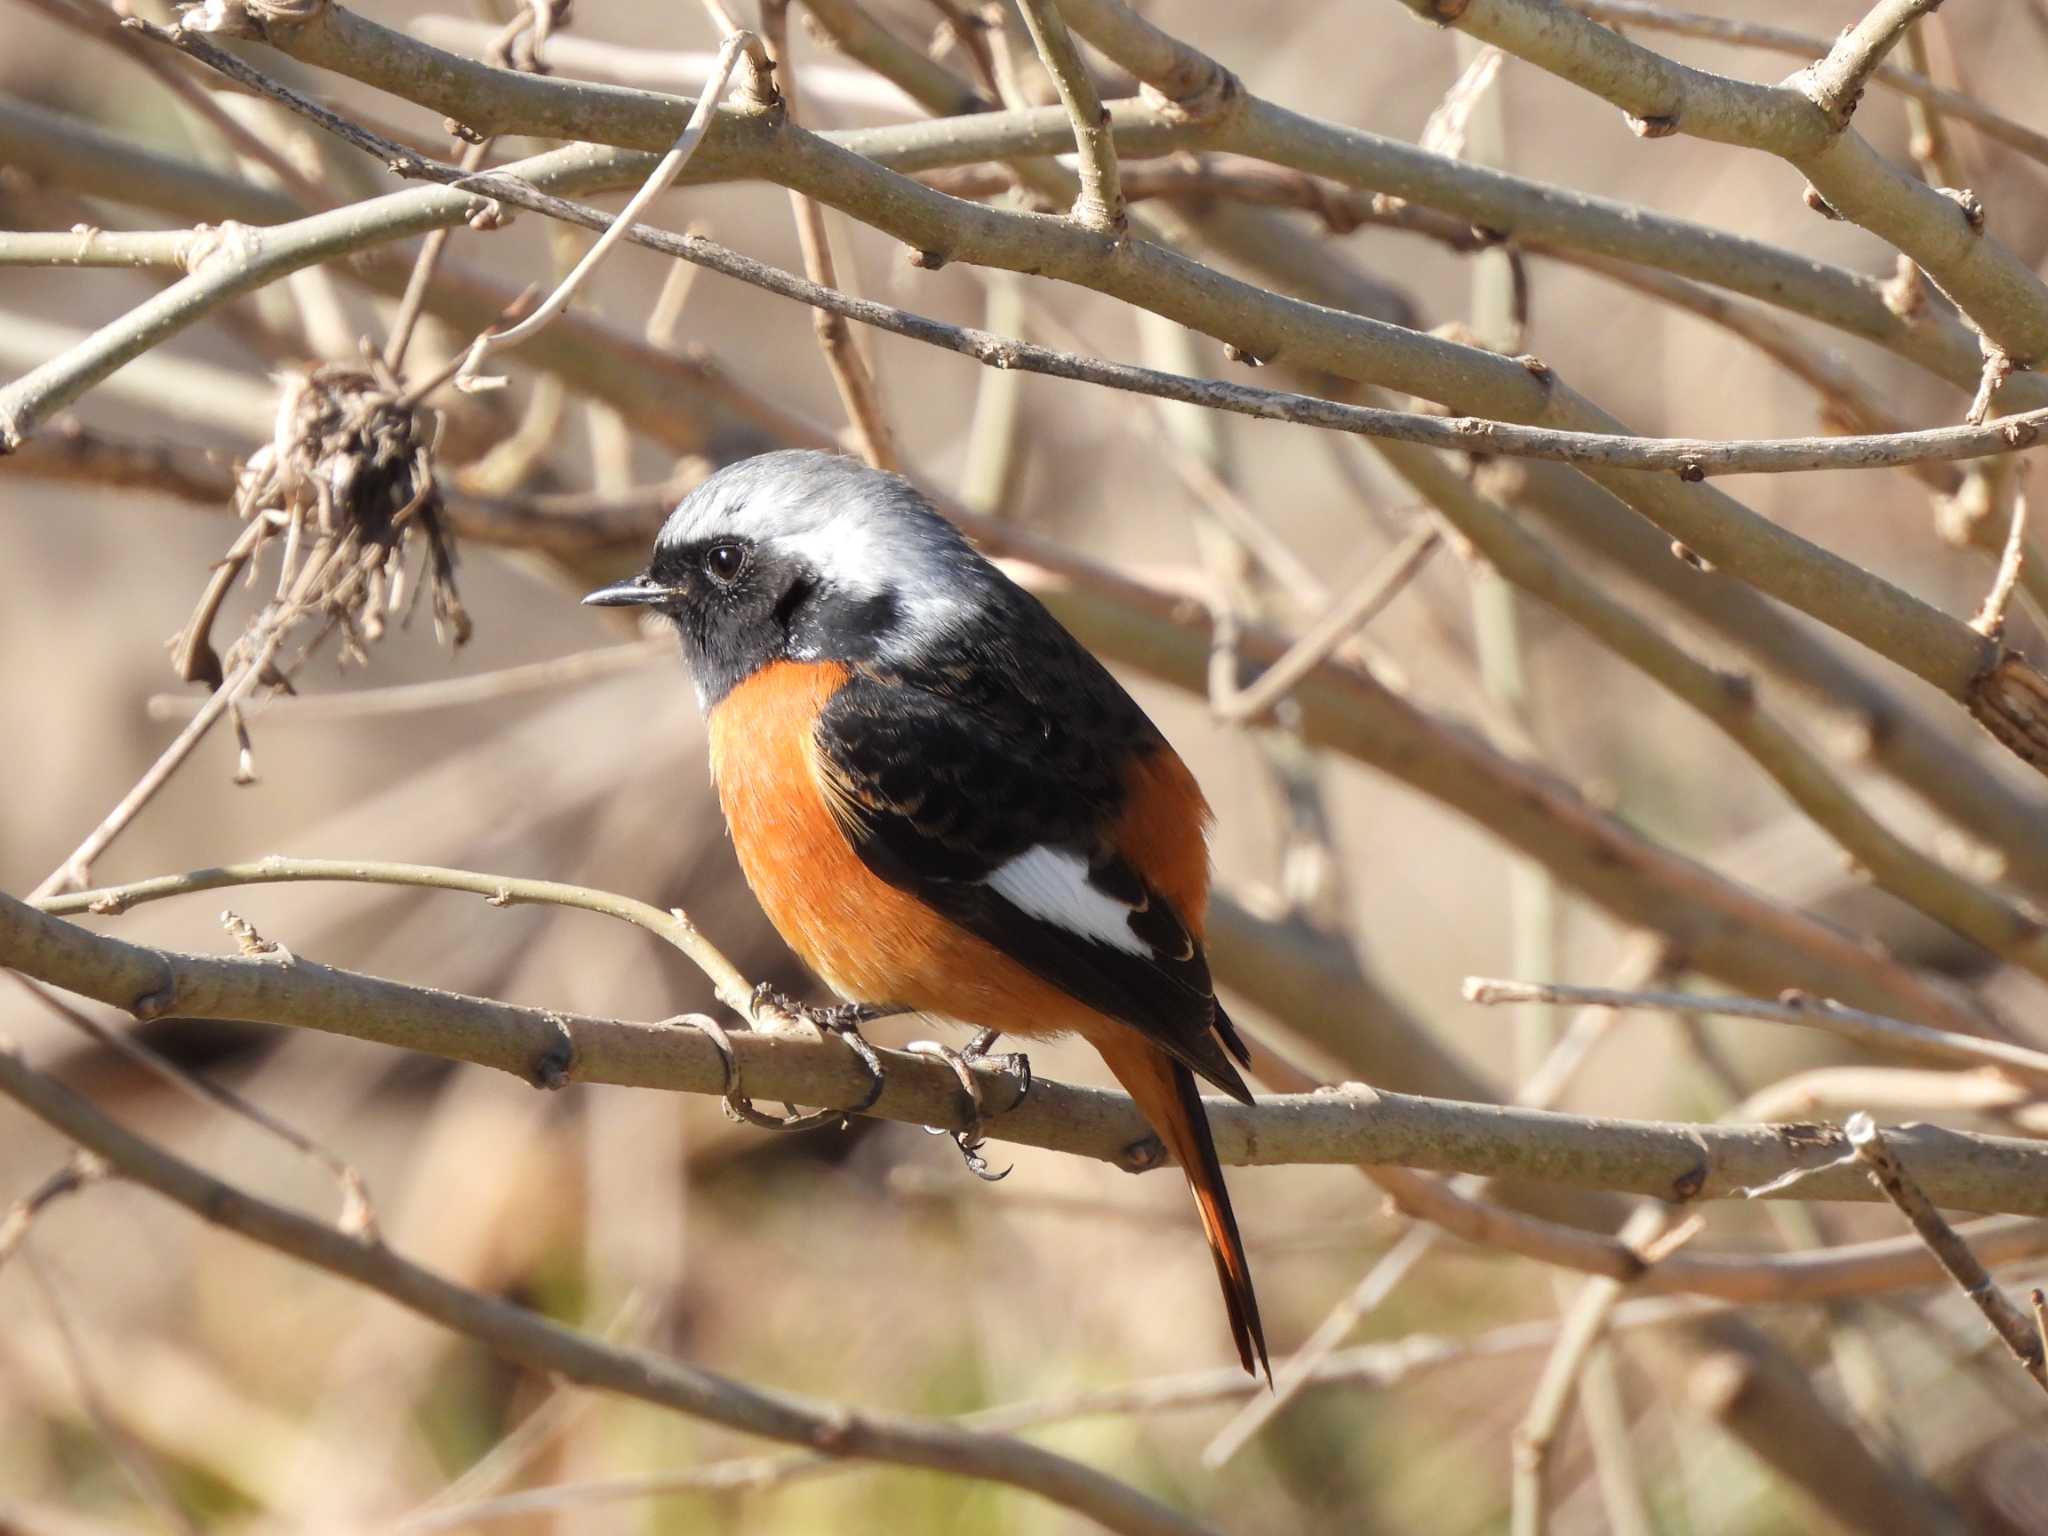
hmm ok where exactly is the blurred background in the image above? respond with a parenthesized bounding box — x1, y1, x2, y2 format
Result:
(7, 0, 2048, 1530)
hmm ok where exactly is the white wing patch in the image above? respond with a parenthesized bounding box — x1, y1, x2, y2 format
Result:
(985, 845, 1148, 957)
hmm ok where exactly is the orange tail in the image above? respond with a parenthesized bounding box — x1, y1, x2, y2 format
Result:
(1098, 1033, 1270, 1381)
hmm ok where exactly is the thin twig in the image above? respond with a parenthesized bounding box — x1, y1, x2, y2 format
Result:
(40, 856, 755, 1016)
(1464, 979, 2048, 1091)
(8, 972, 379, 1238)
(1510, 1206, 1687, 1536)
(760, 0, 902, 471)
(26, 628, 291, 900)
(1014, 0, 1125, 235)
(0, 1152, 107, 1272)
(1973, 480, 2030, 641)
(20, 1249, 201, 1535)
(1212, 523, 1440, 723)
(383, 136, 492, 373)
(145, 640, 667, 723)
(1801, 0, 1950, 132)
(1845, 1111, 2048, 1393)
(453, 30, 767, 391)
(390, 1297, 1720, 1531)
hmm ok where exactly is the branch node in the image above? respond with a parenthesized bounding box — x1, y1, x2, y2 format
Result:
(1802, 185, 1844, 221)
(1940, 186, 1988, 233)
(1969, 653, 2048, 771)
(1116, 1132, 1167, 1173)
(1881, 257, 1928, 322)
(1968, 344, 2015, 427)
(220, 909, 280, 957)
(530, 1013, 577, 1090)
(130, 983, 177, 1022)
(1668, 1157, 1707, 1203)
(1625, 112, 1678, 139)
(1135, 68, 1243, 127)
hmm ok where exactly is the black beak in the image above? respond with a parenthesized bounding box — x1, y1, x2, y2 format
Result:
(583, 573, 668, 608)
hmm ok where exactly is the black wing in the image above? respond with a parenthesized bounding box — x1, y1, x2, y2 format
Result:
(812, 644, 1251, 1103)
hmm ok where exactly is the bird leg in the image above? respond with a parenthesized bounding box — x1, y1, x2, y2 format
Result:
(908, 1037, 1012, 1182)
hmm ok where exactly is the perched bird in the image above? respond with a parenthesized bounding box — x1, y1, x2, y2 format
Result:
(586, 449, 1267, 1377)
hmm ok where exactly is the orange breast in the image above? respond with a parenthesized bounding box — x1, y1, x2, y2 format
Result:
(707, 660, 1102, 1039)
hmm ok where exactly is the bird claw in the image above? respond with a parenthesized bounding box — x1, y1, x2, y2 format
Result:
(695, 996, 888, 1132)
(909, 1033, 1028, 1183)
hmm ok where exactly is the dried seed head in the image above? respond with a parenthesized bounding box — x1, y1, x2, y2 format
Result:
(171, 363, 470, 699)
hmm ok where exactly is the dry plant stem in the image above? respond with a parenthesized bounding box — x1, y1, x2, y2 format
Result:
(1212, 522, 1440, 722)
(1845, 1112, 2048, 1393)
(454, 31, 765, 389)
(1013, 0, 1124, 233)
(0, 1152, 106, 1271)
(0, 1049, 1216, 1536)
(760, 0, 902, 473)
(1559, 253, 1963, 498)
(1733, 1066, 2048, 1130)
(12, 892, 2048, 1216)
(1512, 1206, 1676, 1536)
(1464, 980, 2048, 1090)
(130, 10, 2048, 762)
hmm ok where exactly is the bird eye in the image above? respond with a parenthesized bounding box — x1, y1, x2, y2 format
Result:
(702, 543, 747, 585)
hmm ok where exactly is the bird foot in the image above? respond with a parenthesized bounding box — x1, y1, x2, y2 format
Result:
(687, 990, 891, 1131)
(908, 1029, 1031, 1182)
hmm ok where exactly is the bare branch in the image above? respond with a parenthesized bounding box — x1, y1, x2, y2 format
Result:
(8, 888, 2048, 1214)
(1846, 1112, 2048, 1393)
(1464, 980, 2048, 1091)
(1803, 1, 1947, 132)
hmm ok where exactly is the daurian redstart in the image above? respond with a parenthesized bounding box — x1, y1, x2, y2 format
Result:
(587, 450, 1267, 1377)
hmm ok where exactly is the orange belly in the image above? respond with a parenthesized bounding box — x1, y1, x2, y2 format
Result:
(707, 660, 1107, 1039)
